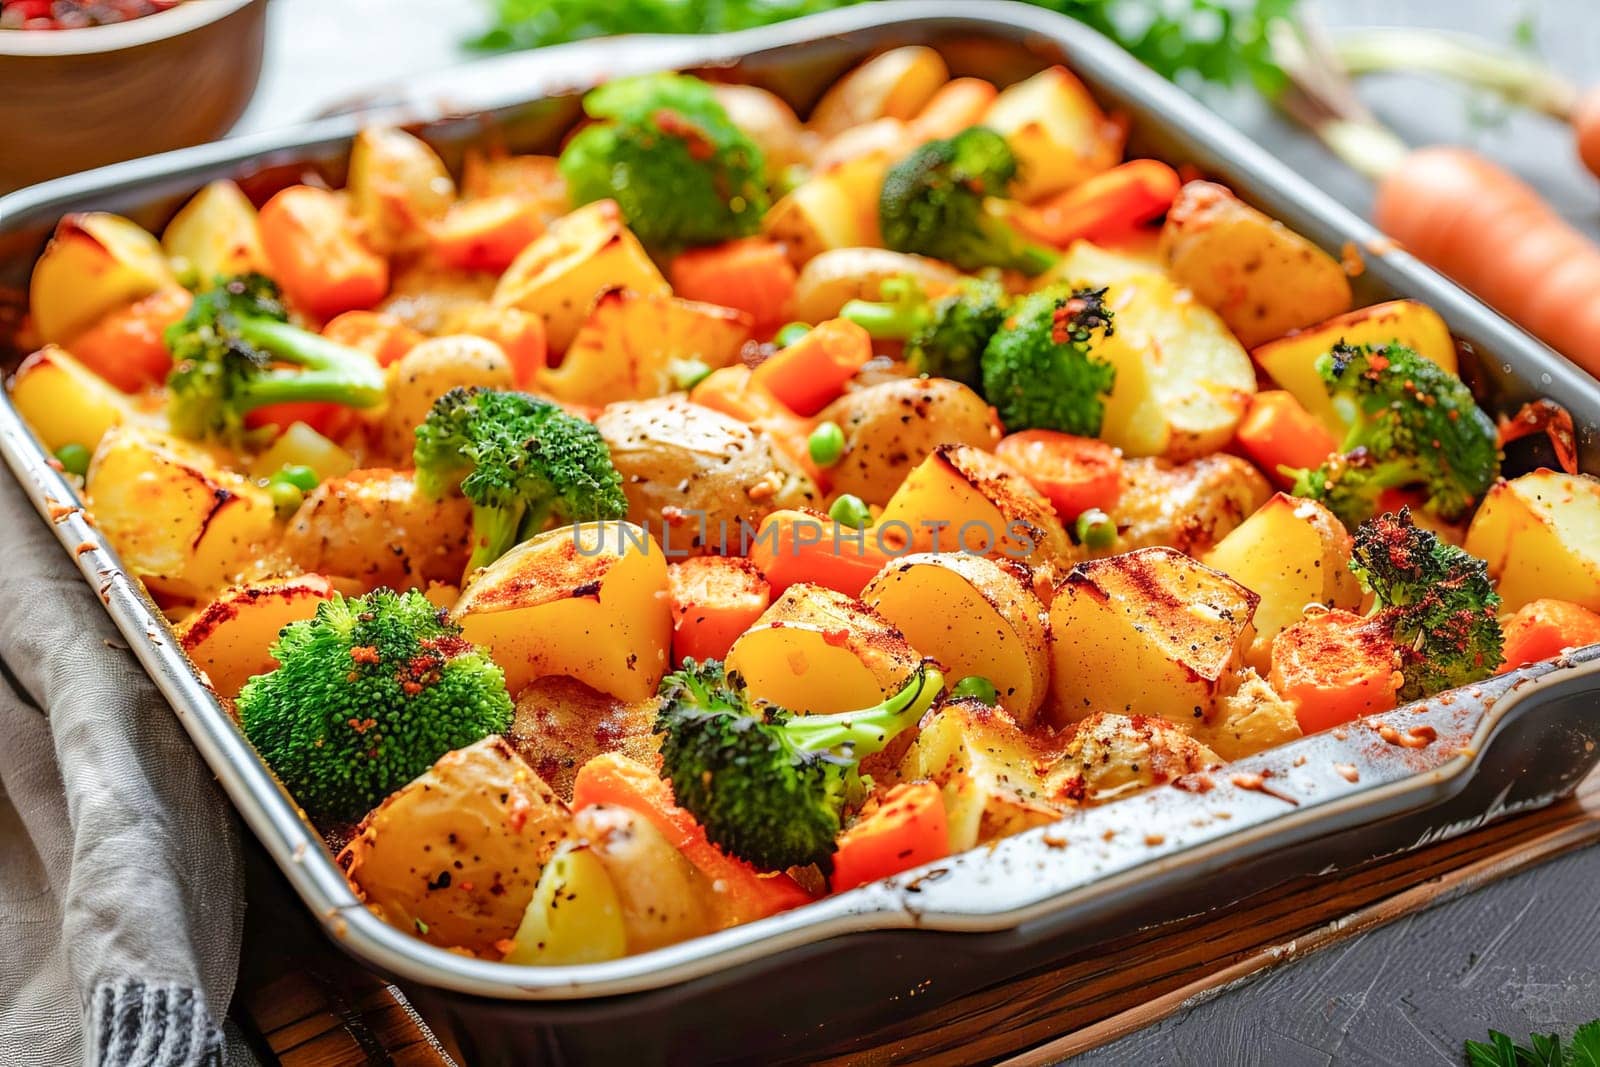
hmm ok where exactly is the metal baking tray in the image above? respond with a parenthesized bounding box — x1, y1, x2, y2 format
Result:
(3, 3, 1599, 1062)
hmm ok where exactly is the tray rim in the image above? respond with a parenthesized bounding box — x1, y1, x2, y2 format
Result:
(3, 0, 1599, 1003)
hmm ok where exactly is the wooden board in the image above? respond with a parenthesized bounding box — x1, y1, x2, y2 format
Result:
(233, 771, 1600, 1066)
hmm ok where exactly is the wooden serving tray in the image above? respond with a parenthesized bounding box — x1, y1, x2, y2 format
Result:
(233, 771, 1600, 1066)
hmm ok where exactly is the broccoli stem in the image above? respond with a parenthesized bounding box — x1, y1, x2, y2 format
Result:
(839, 298, 921, 340)
(780, 665, 942, 758)
(234, 318, 385, 404)
(1007, 242, 1060, 277)
(467, 503, 529, 574)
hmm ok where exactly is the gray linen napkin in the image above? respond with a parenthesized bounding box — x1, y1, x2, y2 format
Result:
(0, 467, 248, 1067)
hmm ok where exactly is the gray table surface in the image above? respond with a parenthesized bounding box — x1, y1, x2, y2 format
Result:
(240, 2, 1600, 1062)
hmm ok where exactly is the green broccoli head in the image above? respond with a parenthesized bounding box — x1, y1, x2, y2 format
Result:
(1286, 342, 1500, 528)
(558, 72, 769, 249)
(655, 658, 943, 874)
(839, 274, 1009, 389)
(981, 285, 1116, 436)
(878, 126, 1058, 276)
(1350, 508, 1504, 701)
(238, 589, 513, 822)
(413, 387, 628, 576)
(164, 273, 385, 445)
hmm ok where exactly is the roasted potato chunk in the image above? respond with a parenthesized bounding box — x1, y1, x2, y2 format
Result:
(571, 805, 715, 954)
(9, 346, 131, 454)
(877, 444, 1074, 565)
(595, 397, 818, 554)
(1250, 299, 1458, 433)
(507, 675, 660, 803)
(178, 575, 337, 698)
(1048, 547, 1259, 728)
(862, 554, 1049, 725)
(764, 154, 894, 266)
(712, 83, 815, 172)
(789, 247, 960, 324)
(1193, 669, 1302, 762)
(981, 66, 1122, 202)
(1204, 493, 1362, 671)
(493, 199, 668, 354)
(453, 521, 673, 702)
(726, 583, 921, 715)
(818, 378, 999, 504)
(376, 259, 497, 336)
(86, 426, 276, 600)
(1045, 712, 1219, 803)
(1464, 471, 1600, 612)
(807, 46, 948, 138)
(538, 289, 751, 406)
(503, 842, 627, 965)
(338, 737, 570, 955)
(374, 334, 515, 461)
(30, 212, 176, 344)
(900, 698, 1066, 851)
(1113, 454, 1273, 557)
(1159, 181, 1352, 348)
(162, 179, 269, 284)
(281, 469, 473, 591)
(347, 126, 456, 254)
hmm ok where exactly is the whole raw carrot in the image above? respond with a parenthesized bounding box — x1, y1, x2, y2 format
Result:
(1373, 146, 1600, 378)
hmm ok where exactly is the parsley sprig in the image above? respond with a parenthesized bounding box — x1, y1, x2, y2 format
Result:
(1467, 1020, 1600, 1067)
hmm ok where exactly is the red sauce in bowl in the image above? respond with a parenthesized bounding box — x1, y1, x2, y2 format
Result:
(0, 0, 180, 30)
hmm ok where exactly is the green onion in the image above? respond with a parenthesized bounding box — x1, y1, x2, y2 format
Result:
(828, 493, 871, 530)
(808, 421, 846, 466)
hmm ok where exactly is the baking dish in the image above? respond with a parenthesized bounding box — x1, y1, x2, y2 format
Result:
(3, 3, 1599, 1062)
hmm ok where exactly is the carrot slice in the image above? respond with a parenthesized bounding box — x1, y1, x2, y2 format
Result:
(746, 509, 893, 599)
(668, 556, 772, 664)
(1014, 159, 1181, 247)
(571, 753, 814, 924)
(1269, 609, 1401, 734)
(1498, 599, 1600, 673)
(65, 286, 192, 393)
(831, 781, 949, 893)
(749, 318, 872, 416)
(668, 237, 797, 329)
(428, 194, 543, 273)
(690, 365, 821, 484)
(994, 429, 1123, 520)
(242, 401, 349, 438)
(1236, 390, 1339, 488)
(258, 185, 389, 319)
(322, 310, 422, 367)
(908, 78, 999, 141)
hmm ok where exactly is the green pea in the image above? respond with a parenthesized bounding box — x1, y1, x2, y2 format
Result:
(54, 443, 91, 477)
(275, 464, 319, 492)
(828, 493, 871, 530)
(1075, 507, 1117, 550)
(951, 676, 999, 705)
(269, 480, 305, 518)
(669, 357, 713, 391)
(808, 420, 846, 467)
(773, 322, 812, 348)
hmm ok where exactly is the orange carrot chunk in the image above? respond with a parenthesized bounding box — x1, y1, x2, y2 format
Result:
(690, 365, 822, 484)
(1014, 159, 1181, 247)
(668, 556, 772, 664)
(746, 509, 893, 599)
(428, 194, 544, 273)
(830, 781, 950, 893)
(445, 304, 548, 389)
(1235, 390, 1340, 489)
(1270, 609, 1402, 735)
(668, 237, 797, 329)
(65, 286, 192, 392)
(322, 310, 423, 368)
(258, 185, 389, 320)
(908, 78, 999, 142)
(571, 753, 814, 924)
(994, 429, 1123, 521)
(1498, 599, 1600, 673)
(749, 318, 872, 416)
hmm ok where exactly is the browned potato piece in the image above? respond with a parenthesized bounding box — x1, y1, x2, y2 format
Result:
(571, 805, 715, 954)
(506, 676, 660, 803)
(378, 259, 498, 336)
(338, 737, 569, 955)
(281, 469, 474, 591)
(1464, 471, 1600, 613)
(789, 247, 959, 324)
(178, 575, 336, 698)
(1193, 669, 1301, 761)
(711, 83, 816, 171)
(818, 378, 999, 504)
(726, 584, 921, 715)
(877, 444, 1074, 565)
(595, 398, 818, 554)
(763, 154, 896, 265)
(981, 66, 1122, 201)
(1048, 547, 1259, 728)
(30, 212, 175, 344)
(1113, 455, 1273, 558)
(1044, 713, 1220, 803)
(1159, 181, 1353, 348)
(807, 46, 949, 138)
(373, 334, 514, 461)
(862, 553, 1049, 724)
(347, 126, 456, 255)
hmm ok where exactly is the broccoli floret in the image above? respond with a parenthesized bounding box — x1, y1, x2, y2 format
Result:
(980, 285, 1116, 436)
(1350, 508, 1504, 701)
(413, 387, 627, 576)
(164, 273, 385, 445)
(558, 72, 769, 248)
(1285, 342, 1500, 528)
(840, 274, 1008, 389)
(878, 127, 1058, 276)
(238, 589, 513, 822)
(655, 659, 943, 874)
